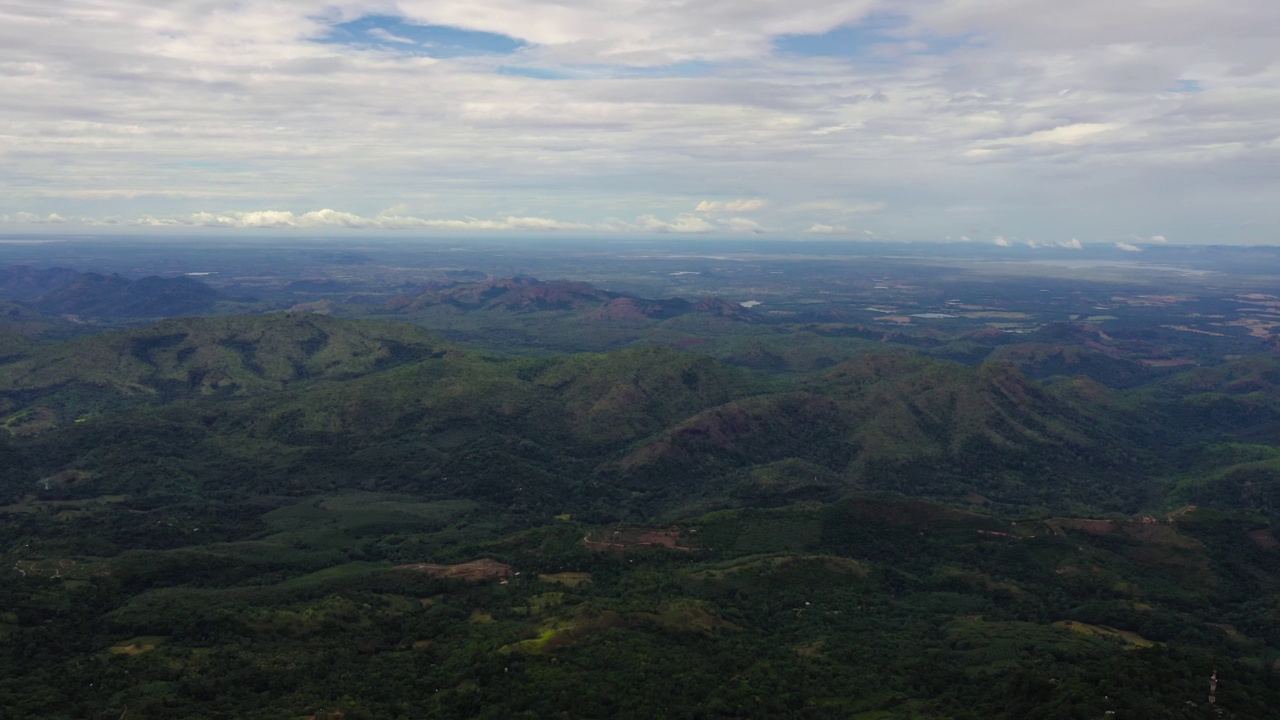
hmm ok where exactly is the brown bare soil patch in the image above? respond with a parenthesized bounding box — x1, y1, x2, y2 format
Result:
(1054, 518, 1116, 535)
(4, 406, 56, 436)
(108, 642, 158, 656)
(1247, 529, 1279, 551)
(107, 636, 166, 656)
(582, 526, 697, 553)
(1050, 517, 1204, 550)
(395, 558, 514, 581)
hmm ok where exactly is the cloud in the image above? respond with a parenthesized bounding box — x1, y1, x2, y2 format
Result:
(94, 208, 802, 234)
(793, 200, 886, 215)
(366, 28, 418, 46)
(694, 199, 767, 213)
(637, 213, 715, 233)
(199, 210, 376, 229)
(1115, 242, 1143, 252)
(1023, 238, 1084, 249)
(993, 236, 1012, 247)
(723, 217, 765, 233)
(128, 209, 600, 232)
(804, 224, 877, 238)
(1148, 235, 1168, 243)
(4, 212, 68, 224)
(1003, 123, 1125, 146)
(0, 2, 1278, 242)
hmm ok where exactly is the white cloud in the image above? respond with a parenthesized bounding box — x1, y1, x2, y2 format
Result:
(1005, 123, 1125, 146)
(1148, 234, 1168, 243)
(694, 198, 767, 213)
(804, 223, 877, 238)
(993, 236, 1012, 247)
(723, 217, 765, 233)
(1060, 238, 1083, 249)
(806, 223, 843, 234)
(793, 200, 886, 215)
(637, 213, 715, 233)
(81, 208, 856, 234)
(1115, 242, 1143, 252)
(4, 212, 68, 224)
(366, 28, 418, 45)
(126, 209, 601, 232)
(0, 1, 1278, 242)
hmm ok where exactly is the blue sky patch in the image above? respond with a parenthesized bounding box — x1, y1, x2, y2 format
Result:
(1168, 78, 1203, 93)
(320, 15, 527, 57)
(498, 66, 572, 80)
(616, 61, 716, 78)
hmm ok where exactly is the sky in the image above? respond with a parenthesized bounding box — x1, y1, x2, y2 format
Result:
(1, 1, 1278, 247)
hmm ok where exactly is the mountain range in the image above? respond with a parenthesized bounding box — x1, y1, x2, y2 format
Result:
(2, 308, 1278, 719)
(0, 265, 225, 318)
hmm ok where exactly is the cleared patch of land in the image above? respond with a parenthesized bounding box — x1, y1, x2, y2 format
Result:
(108, 636, 167, 656)
(582, 526, 697, 552)
(538, 572, 592, 587)
(1053, 621, 1159, 649)
(395, 558, 514, 581)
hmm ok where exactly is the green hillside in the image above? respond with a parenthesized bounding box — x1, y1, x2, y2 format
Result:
(0, 313, 452, 426)
(2, 312, 1279, 718)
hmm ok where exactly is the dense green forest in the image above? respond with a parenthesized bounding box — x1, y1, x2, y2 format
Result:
(2, 312, 1278, 719)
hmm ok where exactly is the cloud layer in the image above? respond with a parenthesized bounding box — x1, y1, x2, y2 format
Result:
(1, 1, 1278, 242)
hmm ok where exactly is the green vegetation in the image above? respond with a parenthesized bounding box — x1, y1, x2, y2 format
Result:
(1, 311, 1278, 718)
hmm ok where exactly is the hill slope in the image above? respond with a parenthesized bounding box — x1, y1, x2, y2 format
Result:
(0, 313, 451, 426)
(34, 273, 224, 317)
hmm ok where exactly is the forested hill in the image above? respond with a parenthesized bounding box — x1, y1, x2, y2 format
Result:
(3, 312, 1279, 517)
(2, 312, 1278, 719)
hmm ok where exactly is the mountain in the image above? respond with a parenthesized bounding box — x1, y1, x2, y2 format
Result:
(7, 312, 1280, 518)
(526, 346, 763, 447)
(3, 311, 1279, 719)
(985, 342, 1151, 387)
(0, 265, 81, 300)
(34, 273, 224, 317)
(388, 276, 616, 312)
(0, 313, 451, 428)
(608, 355, 1146, 508)
(387, 276, 757, 323)
(0, 300, 93, 345)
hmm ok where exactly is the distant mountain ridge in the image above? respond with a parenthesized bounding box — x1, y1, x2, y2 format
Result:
(0, 313, 452, 428)
(386, 276, 757, 322)
(4, 311, 1279, 517)
(1, 265, 226, 318)
(0, 265, 81, 300)
(35, 272, 224, 317)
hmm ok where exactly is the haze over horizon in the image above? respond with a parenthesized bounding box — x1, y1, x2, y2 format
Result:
(2, 1, 1278, 247)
